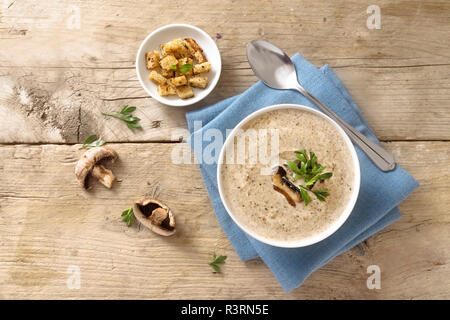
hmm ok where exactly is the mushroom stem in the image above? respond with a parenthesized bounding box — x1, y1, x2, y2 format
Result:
(150, 207, 168, 225)
(92, 165, 116, 189)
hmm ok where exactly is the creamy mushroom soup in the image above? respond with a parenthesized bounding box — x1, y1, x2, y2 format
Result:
(220, 108, 355, 242)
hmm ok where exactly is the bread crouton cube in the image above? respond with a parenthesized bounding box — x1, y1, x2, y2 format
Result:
(162, 39, 189, 58)
(176, 85, 194, 99)
(164, 39, 182, 52)
(145, 51, 160, 69)
(160, 55, 178, 70)
(183, 38, 202, 55)
(170, 75, 188, 87)
(157, 84, 177, 96)
(149, 71, 167, 85)
(193, 62, 211, 74)
(177, 57, 194, 76)
(194, 50, 207, 63)
(188, 75, 208, 89)
(160, 68, 175, 78)
(177, 57, 193, 68)
(184, 38, 207, 63)
(178, 43, 190, 58)
(160, 44, 167, 57)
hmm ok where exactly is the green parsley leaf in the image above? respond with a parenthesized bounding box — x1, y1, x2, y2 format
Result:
(310, 152, 317, 168)
(84, 134, 97, 144)
(312, 189, 330, 201)
(214, 255, 227, 264)
(169, 65, 177, 71)
(299, 185, 311, 206)
(127, 122, 141, 129)
(305, 171, 332, 186)
(102, 105, 142, 131)
(179, 63, 192, 74)
(209, 253, 227, 273)
(318, 172, 333, 180)
(121, 105, 136, 114)
(121, 207, 134, 227)
(209, 263, 220, 273)
(301, 161, 307, 175)
(311, 164, 325, 175)
(295, 149, 307, 158)
(287, 161, 301, 174)
(79, 134, 106, 149)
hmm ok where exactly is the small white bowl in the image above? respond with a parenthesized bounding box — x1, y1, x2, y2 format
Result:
(136, 24, 221, 107)
(217, 104, 361, 248)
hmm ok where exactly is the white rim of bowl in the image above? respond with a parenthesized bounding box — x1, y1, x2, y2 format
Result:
(217, 104, 361, 248)
(135, 23, 222, 107)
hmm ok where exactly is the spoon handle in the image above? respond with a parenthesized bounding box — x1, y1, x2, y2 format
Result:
(294, 84, 396, 172)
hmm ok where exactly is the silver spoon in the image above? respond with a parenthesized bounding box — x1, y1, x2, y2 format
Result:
(246, 40, 396, 172)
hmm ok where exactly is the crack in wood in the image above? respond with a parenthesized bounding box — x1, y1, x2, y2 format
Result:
(101, 96, 150, 101)
(0, 138, 447, 147)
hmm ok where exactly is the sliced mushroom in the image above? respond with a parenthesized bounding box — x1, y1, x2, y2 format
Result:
(75, 146, 118, 189)
(133, 198, 176, 236)
(271, 166, 302, 207)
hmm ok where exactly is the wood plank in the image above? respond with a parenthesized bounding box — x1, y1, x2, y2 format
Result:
(1, 0, 450, 143)
(0, 141, 448, 299)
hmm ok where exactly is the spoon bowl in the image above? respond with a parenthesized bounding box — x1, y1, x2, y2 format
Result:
(247, 40, 299, 90)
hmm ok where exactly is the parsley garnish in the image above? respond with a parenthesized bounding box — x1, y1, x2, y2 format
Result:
(79, 134, 105, 149)
(102, 105, 142, 131)
(179, 63, 192, 74)
(298, 185, 311, 206)
(312, 189, 330, 202)
(286, 149, 333, 205)
(121, 207, 134, 227)
(209, 253, 227, 273)
(169, 65, 177, 71)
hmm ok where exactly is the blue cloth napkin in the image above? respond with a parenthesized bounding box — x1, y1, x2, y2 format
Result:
(186, 54, 419, 292)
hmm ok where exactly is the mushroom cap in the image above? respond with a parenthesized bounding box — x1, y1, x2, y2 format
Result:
(271, 165, 302, 206)
(75, 146, 118, 188)
(133, 198, 176, 236)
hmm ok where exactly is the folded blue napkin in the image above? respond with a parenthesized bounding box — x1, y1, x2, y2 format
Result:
(186, 54, 419, 292)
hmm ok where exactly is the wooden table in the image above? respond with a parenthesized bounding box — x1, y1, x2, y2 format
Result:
(0, 0, 449, 299)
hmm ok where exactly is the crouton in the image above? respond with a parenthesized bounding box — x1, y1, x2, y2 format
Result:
(149, 70, 167, 85)
(160, 68, 175, 78)
(184, 38, 207, 63)
(194, 50, 207, 63)
(170, 75, 188, 87)
(176, 85, 194, 99)
(193, 62, 211, 74)
(188, 75, 208, 89)
(164, 39, 182, 52)
(178, 42, 190, 58)
(163, 39, 189, 58)
(157, 84, 177, 96)
(160, 44, 167, 57)
(145, 51, 160, 69)
(177, 57, 193, 67)
(177, 57, 194, 76)
(184, 38, 201, 55)
(160, 55, 178, 70)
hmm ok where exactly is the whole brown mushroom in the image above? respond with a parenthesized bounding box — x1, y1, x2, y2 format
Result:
(133, 198, 176, 236)
(75, 146, 118, 189)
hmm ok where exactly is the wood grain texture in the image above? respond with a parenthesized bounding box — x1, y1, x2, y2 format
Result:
(0, 0, 449, 300)
(0, 142, 448, 299)
(0, 0, 449, 143)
